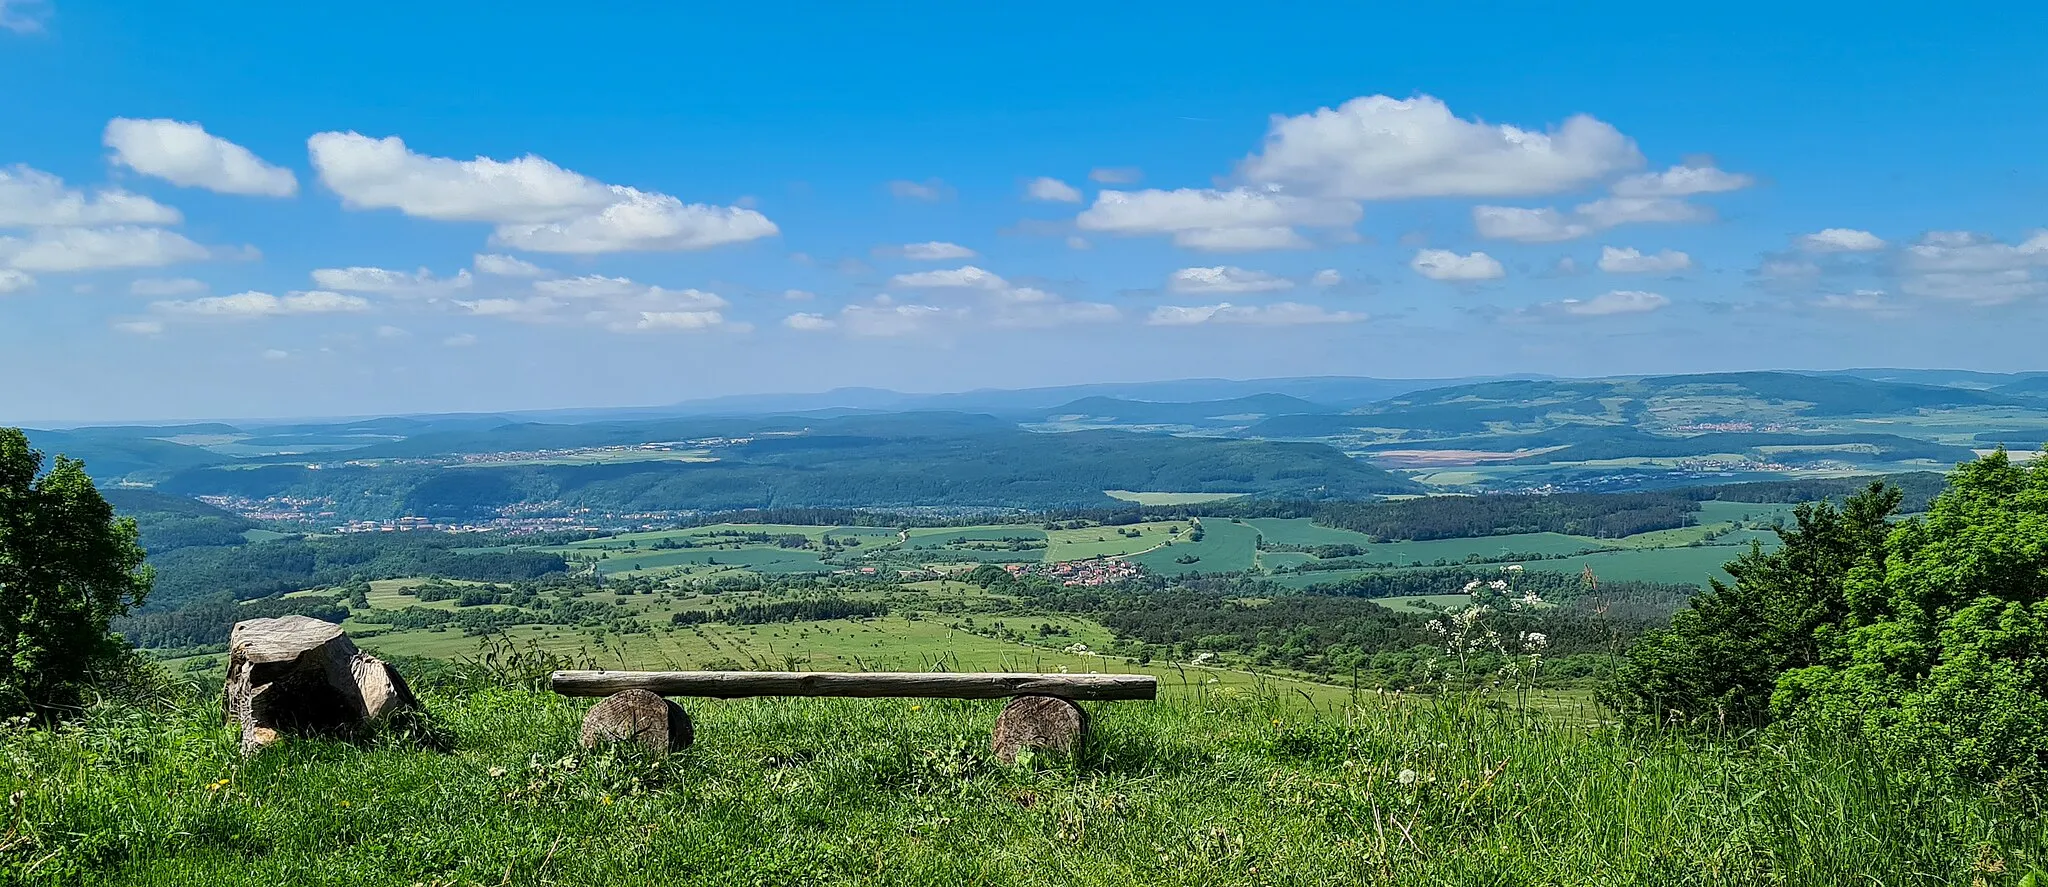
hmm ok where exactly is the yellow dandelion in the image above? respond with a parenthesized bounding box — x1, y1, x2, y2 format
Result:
(910, 704, 923, 712)
(601, 795, 614, 806)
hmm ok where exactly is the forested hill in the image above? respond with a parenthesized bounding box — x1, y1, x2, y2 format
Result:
(154, 416, 1421, 518)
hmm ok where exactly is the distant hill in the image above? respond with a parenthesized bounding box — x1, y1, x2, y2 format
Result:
(21, 428, 231, 480)
(1039, 394, 1333, 426)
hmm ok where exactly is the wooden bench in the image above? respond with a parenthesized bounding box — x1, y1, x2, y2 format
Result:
(551, 670, 1157, 762)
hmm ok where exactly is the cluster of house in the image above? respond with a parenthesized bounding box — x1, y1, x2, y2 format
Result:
(1003, 559, 1144, 586)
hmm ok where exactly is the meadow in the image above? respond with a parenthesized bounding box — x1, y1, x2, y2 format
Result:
(13, 683, 2044, 885)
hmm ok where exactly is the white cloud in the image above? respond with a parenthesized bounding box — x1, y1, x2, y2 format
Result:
(888, 265, 1008, 290)
(987, 297, 1120, 329)
(888, 179, 951, 202)
(308, 132, 609, 222)
(1473, 197, 1708, 243)
(443, 333, 478, 347)
(1901, 230, 2048, 272)
(0, 0, 50, 33)
(1239, 94, 1641, 199)
(1471, 206, 1592, 242)
(531, 274, 642, 299)
(490, 188, 778, 254)
(129, 277, 206, 296)
(1311, 269, 1342, 287)
(1796, 228, 1886, 253)
(114, 319, 165, 336)
(454, 297, 558, 320)
(0, 269, 31, 293)
(151, 290, 370, 317)
(1410, 249, 1505, 281)
(1025, 177, 1083, 203)
(1148, 302, 1365, 326)
(261, 348, 290, 360)
(630, 310, 725, 332)
(840, 303, 951, 337)
(1077, 187, 1358, 251)
(310, 265, 472, 296)
(1816, 289, 1892, 312)
(1597, 246, 1692, 274)
(1609, 164, 1752, 198)
(1172, 226, 1312, 251)
(103, 118, 298, 197)
(1167, 266, 1295, 294)
(782, 288, 814, 300)
(892, 241, 977, 260)
(783, 312, 835, 331)
(472, 252, 548, 277)
(1089, 167, 1142, 184)
(1078, 187, 1359, 237)
(1541, 290, 1670, 317)
(0, 165, 182, 227)
(0, 226, 211, 272)
(308, 131, 775, 252)
(1576, 197, 1709, 228)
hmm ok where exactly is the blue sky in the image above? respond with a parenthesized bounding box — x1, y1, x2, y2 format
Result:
(2, 1, 2045, 423)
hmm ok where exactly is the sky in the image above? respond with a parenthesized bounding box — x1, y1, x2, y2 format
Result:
(2, 1, 2046, 423)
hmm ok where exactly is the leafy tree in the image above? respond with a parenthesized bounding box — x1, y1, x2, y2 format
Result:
(0, 429, 153, 715)
(1604, 482, 1900, 730)
(1774, 451, 2048, 786)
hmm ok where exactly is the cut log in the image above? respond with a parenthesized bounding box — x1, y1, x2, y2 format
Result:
(551, 670, 1157, 701)
(579, 689, 692, 753)
(991, 695, 1087, 764)
(223, 616, 417, 756)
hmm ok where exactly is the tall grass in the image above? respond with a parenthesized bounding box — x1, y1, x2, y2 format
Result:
(3, 685, 2042, 885)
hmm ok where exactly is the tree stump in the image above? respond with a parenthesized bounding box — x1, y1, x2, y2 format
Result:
(223, 616, 418, 756)
(580, 689, 693, 753)
(991, 695, 1087, 764)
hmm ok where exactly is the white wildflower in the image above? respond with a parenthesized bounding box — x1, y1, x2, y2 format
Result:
(1397, 768, 1418, 785)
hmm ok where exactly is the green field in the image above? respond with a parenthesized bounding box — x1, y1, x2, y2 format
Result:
(1370, 593, 1478, 613)
(1128, 518, 1260, 575)
(1042, 521, 1188, 561)
(1242, 517, 1377, 547)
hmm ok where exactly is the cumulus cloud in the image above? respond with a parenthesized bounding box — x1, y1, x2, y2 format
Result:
(1597, 246, 1692, 274)
(151, 290, 370, 318)
(0, 226, 212, 272)
(1890, 231, 2048, 305)
(1410, 249, 1505, 281)
(0, 269, 32, 293)
(310, 265, 472, 296)
(1077, 187, 1359, 251)
(472, 252, 548, 277)
(1024, 177, 1083, 203)
(104, 118, 298, 197)
(1147, 302, 1365, 326)
(1311, 269, 1342, 287)
(888, 178, 952, 202)
(0, 165, 182, 227)
(1167, 266, 1295, 294)
(307, 132, 776, 253)
(1609, 164, 1753, 198)
(1474, 197, 1707, 242)
(1796, 228, 1886, 253)
(885, 241, 977, 260)
(783, 312, 835, 331)
(1239, 94, 1641, 199)
(1536, 290, 1670, 317)
(1171, 226, 1312, 251)
(888, 265, 1008, 290)
(1816, 289, 1893, 312)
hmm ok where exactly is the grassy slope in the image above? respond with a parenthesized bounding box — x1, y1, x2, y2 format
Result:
(15, 689, 2044, 885)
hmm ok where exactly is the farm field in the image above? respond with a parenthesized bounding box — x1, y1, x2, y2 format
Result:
(1041, 520, 1189, 561)
(1128, 517, 1261, 575)
(1103, 490, 1247, 505)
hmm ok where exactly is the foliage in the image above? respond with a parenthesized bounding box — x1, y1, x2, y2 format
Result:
(1205, 492, 1702, 540)
(0, 429, 155, 716)
(669, 597, 887, 626)
(1603, 483, 1900, 731)
(140, 533, 566, 610)
(1774, 451, 2048, 788)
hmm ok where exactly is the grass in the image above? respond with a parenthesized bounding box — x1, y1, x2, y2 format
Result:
(13, 686, 2044, 885)
(1128, 519, 1261, 576)
(1042, 521, 1188, 562)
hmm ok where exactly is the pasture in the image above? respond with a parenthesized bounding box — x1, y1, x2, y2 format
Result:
(1103, 490, 1246, 505)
